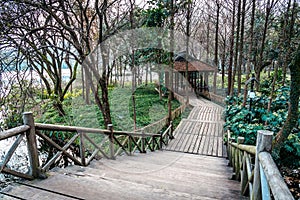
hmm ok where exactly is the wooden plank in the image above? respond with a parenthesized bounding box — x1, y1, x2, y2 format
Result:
(207, 123, 215, 156)
(166, 120, 190, 151)
(217, 137, 223, 157)
(191, 122, 204, 154)
(6, 151, 246, 200)
(222, 141, 227, 158)
(212, 124, 219, 156)
(181, 122, 198, 152)
(178, 121, 195, 152)
(202, 123, 212, 155)
(185, 122, 202, 153)
(198, 123, 209, 154)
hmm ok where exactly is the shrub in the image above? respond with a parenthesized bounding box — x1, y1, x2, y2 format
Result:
(224, 78, 299, 168)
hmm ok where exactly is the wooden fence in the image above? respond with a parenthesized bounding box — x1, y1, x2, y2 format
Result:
(0, 112, 174, 180)
(135, 92, 187, 134)
(227, 130, 294, 200)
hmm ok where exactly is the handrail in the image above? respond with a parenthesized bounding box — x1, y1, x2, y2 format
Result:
(0, 111, 175, 180)
(35, 123, 111, 135)
(135, 92, 187, 134)
(227, 130, 294, 200)
(35, 123, 160, 137)
(259, 152, 294, 200)
(136, 104, 185, 134)
(0, 125, 30, 140)
(0, 93, 186, 180)
(229, 142, 256, 155)
(0, 124, 34, 180)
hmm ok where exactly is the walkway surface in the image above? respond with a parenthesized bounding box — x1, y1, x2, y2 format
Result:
(1, 96, 247, 200)
(165, 95, 226, 157)
(2, 151, 245, 200)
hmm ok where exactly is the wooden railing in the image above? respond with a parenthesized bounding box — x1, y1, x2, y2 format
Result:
(0, 124, 33, 180)
(137, 105, 185, 134)
(0, 112, 174, 180)
(136, 91, 187, 134)
(227, 130, 294, 200)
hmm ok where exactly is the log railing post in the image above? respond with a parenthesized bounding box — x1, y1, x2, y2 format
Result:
(241, 151, 248, 195)
(108, 124, 115, 160)
(252, 130, 273, 200)
(128, 136, 132, 155)
(23, 112, 41, 179)
(227, 127, 231, 162)
(160, 130, 163, 150)
(141, 128, 146, 153)
(169, 121, 174, 140)
(235, 137, 244, 180)
(79, 132, 86, 166)
(151, 136, 155, 151)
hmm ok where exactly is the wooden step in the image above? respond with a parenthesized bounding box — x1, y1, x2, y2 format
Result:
(2, 151, 247, 200)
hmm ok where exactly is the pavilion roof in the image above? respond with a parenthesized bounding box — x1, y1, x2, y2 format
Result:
(174, 61, 216, 72)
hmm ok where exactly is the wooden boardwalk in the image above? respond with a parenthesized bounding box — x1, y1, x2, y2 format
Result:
(2, 151, 246, 200)
(165, 96, 226, 157)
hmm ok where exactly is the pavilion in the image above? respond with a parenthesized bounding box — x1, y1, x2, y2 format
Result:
(165, 52, 217, 99)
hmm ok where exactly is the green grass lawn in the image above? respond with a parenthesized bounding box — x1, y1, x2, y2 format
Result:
(70, 84, 181, 131)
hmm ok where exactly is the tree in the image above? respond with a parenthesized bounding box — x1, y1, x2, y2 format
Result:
(25, 0, 128, 126)
(255, 0, 279, 88)
(281, 0, 297, 86)
(242, 0, 256, 107)
(227, 0, 236, 95)
(236, 0, 246, 95)
(273, 45, 300, 159)
(0, 1, 77, 116)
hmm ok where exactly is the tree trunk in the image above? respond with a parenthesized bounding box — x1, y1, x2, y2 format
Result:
(145, 63, 148, 85)
(213, 1, 220, 94)
(237, 0, 246, 95)
(214, 1, 220, 68)
(227, 0, 236, 95)
(281, 0, 291, 86)
(221, 22, 227, 90)
(230, 0, 241, 96)
(84, 67, 91, 105)
(53, 101, 66, 117)
(129, 0, 137, 130)
(273, 45, 300, 159)
(168, 0, 174, 126)
(267, 61, 278, 113)
(256, 0, 276, 90)
(81, 65, 85, 100)
(221, 50, 225, 89)
(185, 0, 191, 103)
(206, 17, 210, 62)
(282, 0, 296, 86)
(132, 64, 137, 130)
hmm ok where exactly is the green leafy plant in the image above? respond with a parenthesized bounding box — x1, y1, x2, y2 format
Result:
(224, 76, 299, 168)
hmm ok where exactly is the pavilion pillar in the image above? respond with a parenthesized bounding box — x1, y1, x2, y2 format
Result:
(213, 69, 217, 94)
(176, 72, 179, 92)
(165, 71, 169, 89)
(204, 72, 209, 91)
(200, 73, 203, 92)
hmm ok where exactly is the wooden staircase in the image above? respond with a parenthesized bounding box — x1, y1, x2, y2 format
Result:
(2, 151, 247, 200)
